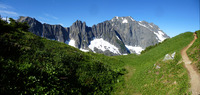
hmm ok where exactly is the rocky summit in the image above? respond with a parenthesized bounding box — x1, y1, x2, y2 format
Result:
(17, 16, 169, 56)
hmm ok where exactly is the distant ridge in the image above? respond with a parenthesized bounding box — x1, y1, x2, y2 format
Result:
(18, 16, 169, 56)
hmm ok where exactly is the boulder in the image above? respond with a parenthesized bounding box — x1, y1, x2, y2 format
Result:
(163, 52, 176, 61)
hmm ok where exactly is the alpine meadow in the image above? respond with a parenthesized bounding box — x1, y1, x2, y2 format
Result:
(0, 0, 199, 94)
(1, 17, 200, 95)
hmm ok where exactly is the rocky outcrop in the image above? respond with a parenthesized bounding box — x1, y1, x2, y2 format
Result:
(18, 16, 43, 36)
(163, 52, 176, 61)
(110, 16, 169, 48)
(17, 16, 170, 56)
(69, 20, 93, 48)
(17, 16, 69, 43)
(43, 23, 69, 42)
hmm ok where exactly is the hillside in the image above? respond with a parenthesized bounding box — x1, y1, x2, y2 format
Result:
(0, 18, 125, 94)
(0, 18, 197, 95)
(183, 30, 200, 95)
(187, 30, 200, 72)
(112, 32, 194, 94)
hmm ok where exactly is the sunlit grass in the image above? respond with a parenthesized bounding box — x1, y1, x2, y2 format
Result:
(113, 32, 194, 95)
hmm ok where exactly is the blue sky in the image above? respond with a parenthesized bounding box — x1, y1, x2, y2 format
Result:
(0, 0, 199, 37)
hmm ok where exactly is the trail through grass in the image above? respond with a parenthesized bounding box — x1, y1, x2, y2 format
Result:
(187, 30, 200, 72)
(113, 32, 194, 95)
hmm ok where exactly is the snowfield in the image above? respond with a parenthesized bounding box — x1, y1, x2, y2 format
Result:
(65, 39, 76, 47)
(154, 30, 166, 42)
(125, 45, 144, 54)
(138, 22, 148, 28)
(80, 48, 89, 52)
(89, 38, 121, 54)
(122, 19, 128, 23)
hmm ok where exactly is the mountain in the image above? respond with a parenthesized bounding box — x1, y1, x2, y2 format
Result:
(0, 18, 124, 94)
(1, 18, 197, 94)
(17, 16, 169, 55)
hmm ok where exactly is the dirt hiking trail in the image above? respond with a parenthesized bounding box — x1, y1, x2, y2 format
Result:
(181, 33, 200, 95)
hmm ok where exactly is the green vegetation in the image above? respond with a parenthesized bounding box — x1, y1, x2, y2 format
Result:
(113, 32, 194, 94)
(0, 18, 196, 95)
(187, 30, 200, 72)
(0, 18, 125, 94)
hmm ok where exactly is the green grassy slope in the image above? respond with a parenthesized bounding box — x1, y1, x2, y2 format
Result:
(0, 18, 196, 95)
(0, 18, 125, 94)
(113, 32, 194, 95)
(187, 30, 200, 72)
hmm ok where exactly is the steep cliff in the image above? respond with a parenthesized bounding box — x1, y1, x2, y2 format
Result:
(18, 16, 169, 55)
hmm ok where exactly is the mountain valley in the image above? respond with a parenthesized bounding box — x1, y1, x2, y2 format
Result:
(1, 17, 199, 95)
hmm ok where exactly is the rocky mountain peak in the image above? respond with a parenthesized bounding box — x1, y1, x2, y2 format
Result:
(18, 16, 34, 21)
(111, 16, 135, 23)
(18, 16, 170, 56)
(74, 20, 83, 24)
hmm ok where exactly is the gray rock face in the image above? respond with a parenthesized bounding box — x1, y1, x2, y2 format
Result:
(69, 20, 93, 48)
(18, 16, 43, 36)
(17, 16, 69, 43)
(110, 16, 169, 48)
(43, 23, 68, 42)
(17, 16, 169, 56)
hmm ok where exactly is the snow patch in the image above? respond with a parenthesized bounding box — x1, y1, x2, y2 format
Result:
(130, 18, 135, 21)
(125, 45, 144, 54)
(138, 22, 148, 28)
(149, 24, 153, 28)
(154, 30, 166, 42)
(116, 35, 121, 40)
(80, 48, 89, 52)
(68, 39, 76, 47)
(129, 16, 135, 21)
(122, 19, 128, 23)
(89, 38, 121, 54)
(65, 39, 76, 47)
(158, 30, 164, 35)
(116, 16, 119, 19)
